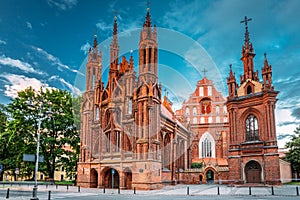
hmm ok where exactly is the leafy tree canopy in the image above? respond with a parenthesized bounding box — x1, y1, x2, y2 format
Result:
(285, 125, 300, 176)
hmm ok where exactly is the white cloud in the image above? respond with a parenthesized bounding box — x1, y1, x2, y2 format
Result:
(96, 20, 112, 32)
(80, 42, 91, 55)
(26, 21, 32, 29)
(49, 75, 82, 96)
(0, 74, 52, 98)
(32, 46, 84, 76)
(0, 40, 7, 45)
(47, 0, 78, 10)
(0, 54, 45, 75)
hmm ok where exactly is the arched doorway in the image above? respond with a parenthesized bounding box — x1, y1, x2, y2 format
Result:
(90, 168, 98, 188)
(103, 168, 120, 188)
(245, 160, 262, 183)
(206, 170, 214, 184)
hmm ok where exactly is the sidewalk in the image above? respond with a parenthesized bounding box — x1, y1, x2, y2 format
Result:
(0, 184, 300, 198)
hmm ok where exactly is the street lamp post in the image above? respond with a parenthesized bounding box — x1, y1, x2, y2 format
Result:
(29, 98, 52, 200)
(31, 107, 42, 200)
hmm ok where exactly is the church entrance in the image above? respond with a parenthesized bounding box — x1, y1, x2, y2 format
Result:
(245, 161, 262, 183)
(103, 168, 120, 188)
(206, 170, 214, 184)
(90, 168, 98, 188)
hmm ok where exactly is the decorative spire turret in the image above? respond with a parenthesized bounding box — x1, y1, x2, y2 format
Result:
(130, 50, 134, 70)
(227, 64, 237, 97)
(93, 34, 98, 48)
(262, 52, 273, 90)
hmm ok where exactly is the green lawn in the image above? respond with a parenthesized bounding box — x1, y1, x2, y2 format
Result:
(284, 182, 300, 185)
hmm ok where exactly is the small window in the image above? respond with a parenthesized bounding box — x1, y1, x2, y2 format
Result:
(208, 117, 212, 123)
(216, 117, 220, 123)
(223, 106, 227, 114)
(247, 85, 252, 94)
(193, 117, 197, 124)
(95, 108, 99, 120)
(199, 87, 204, 96)
(200, 117, 205, 124)
(223, 117, 228, 123)
(208, 86, 212, 96)
(193, 107, 197, 116)
(128, 100, 132, 114)
(185, 107, 190, 116)
(216, 106, 220, 114)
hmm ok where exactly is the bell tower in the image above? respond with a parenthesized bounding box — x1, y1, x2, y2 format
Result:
(78, 34, 102, 187)
(132, 6, 162, 190)
(226, 16, 281, 185)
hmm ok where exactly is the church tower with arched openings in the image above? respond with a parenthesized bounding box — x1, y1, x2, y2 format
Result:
(226, 16, 281, 185)
(132, 7, 162, 189)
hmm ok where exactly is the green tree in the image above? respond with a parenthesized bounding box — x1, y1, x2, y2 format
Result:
(7, 87, 79, 180)
(285, 125, 300, 178)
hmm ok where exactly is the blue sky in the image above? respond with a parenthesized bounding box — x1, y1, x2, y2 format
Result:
(0, 0, 300, 147)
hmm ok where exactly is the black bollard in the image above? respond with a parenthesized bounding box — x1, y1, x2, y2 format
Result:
(46, 184, 48, 189)
(6, 188, 10, 199)
(103, 186, 105, 194)
(56, 184, 58, 189)
(48, 191, 51, 200)
(217, 186, 220, 195)
(271, 186, 274, 195)
(67, 185, 69, 191)
(249, 186, 251, 195)
(134, 187, 136, 194)
(78, 186, 80, 192)
(118, 187, 120, 194)
(187, 186, 189, 195)
(296, 186, 299, 196)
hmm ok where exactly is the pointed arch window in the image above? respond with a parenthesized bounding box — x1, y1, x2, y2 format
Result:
(199, 132, 215, 158)
(128, 100, 132, 114)
(246, 115, 259, 141)
(116, 131, 120, 152)
(106, 132, 111, 152)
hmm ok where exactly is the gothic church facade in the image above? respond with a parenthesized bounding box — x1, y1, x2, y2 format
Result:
(77, 10, 281, 189)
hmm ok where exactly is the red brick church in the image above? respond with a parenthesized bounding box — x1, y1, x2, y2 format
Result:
(77, 10, 281, 189)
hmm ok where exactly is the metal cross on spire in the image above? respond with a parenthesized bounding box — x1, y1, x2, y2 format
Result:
(240, 16, 252, 28)
(240, 16, 252, 44)
(201, 68, 208, 77)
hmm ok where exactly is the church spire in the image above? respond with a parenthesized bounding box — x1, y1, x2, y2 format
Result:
(110, 14, 119, 69)
(240, 16, 258, 84)
(93, 33, 98, 48)
(138, 1, 158, 84)
(144, 0, 151, 28)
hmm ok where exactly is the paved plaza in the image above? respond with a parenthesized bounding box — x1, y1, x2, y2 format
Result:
(0, 184, 300, 200)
